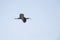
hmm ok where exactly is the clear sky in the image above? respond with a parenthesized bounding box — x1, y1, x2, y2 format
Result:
(0, 0, 60, 40)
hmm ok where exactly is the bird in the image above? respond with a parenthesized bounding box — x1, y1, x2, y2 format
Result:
(15, 13, 29, 23)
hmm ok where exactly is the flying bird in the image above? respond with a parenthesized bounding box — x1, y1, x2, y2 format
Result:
(15, 13, 29, 23)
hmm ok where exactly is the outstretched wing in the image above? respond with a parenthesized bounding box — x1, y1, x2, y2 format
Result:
(26, 18, 29, 19)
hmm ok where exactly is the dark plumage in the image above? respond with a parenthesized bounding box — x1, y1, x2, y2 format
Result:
(15, 13, 29, 23)
(23, 17, 26, 23)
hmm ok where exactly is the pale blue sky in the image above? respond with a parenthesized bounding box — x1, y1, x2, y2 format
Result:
(0, 0, 60, 40)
